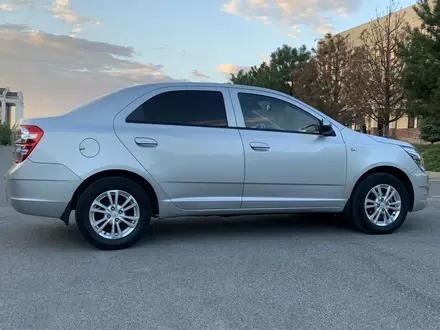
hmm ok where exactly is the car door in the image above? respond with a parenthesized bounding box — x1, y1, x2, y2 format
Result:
(114, 86, 245, 210)
(229, 87, 347, 211)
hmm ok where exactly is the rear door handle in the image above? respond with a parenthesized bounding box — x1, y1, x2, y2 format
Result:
(250, 141, 270, 151)
(134, 137, 158, 148)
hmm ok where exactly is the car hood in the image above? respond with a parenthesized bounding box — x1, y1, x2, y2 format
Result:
(367, 134, 413, 148)
(340, 128, 414, 148)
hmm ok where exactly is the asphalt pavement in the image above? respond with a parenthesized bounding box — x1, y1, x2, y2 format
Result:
(1, 146, 440, 330)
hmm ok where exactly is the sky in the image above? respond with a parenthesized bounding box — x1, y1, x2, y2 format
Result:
(0, 0, 419, 117)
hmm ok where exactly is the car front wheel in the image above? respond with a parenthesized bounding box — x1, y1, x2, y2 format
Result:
(75, 177, 152, 250)
(351, 173, 410, 234)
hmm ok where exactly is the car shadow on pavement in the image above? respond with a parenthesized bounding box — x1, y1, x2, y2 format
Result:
(1, 213, 354, 250)
(5, 212, 425, 249)
(141, 213, 354, 246)
(27, 220, 89, 249)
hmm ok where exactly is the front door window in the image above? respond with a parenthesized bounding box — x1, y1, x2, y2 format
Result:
(237, 92, 321, 134)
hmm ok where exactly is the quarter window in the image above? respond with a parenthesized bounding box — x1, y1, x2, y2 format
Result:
(126, 90, 228, 127)
(237, 93, 321, 134)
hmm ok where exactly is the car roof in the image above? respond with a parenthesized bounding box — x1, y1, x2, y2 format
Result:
(120, 82, 284, 96)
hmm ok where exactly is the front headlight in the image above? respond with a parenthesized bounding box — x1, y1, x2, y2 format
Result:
(402, 146, 425, 171)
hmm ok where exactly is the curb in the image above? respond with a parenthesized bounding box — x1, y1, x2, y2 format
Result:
(427, 171, 440, 181)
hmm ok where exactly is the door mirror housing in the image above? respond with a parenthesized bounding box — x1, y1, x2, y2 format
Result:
(319, 119, 336, 136)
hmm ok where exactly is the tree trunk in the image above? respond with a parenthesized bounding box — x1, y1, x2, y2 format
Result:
(383, 123, 390, 137)
(377, 120, 383, 136)
(290, 73, 294, 97)
(377, 118, 389, 137)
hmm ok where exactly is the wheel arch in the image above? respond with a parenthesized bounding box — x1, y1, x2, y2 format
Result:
(61, 169, 160, 225)
(344, 165, 414, 215)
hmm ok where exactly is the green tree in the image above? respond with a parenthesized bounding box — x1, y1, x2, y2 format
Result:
(398, 0, 440, 120)
(420, 116, 440, 143)
(0, 123, 12, 146)
(230, 62, 272, 89)
(230, 44, 312, 95)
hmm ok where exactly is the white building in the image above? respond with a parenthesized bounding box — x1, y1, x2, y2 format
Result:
(0, 87, 24, 128)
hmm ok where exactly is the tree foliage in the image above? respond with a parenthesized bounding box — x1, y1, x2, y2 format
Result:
(0, 123, 12, 146)
(398, 0, 440, 120)
(316, 34, 368, 124)
(420, 116, 440, 143)
(360, 0, 408, 136)
(291, 34, 369, 124)
(314, 34, 355, 123)
(230, 44, 312, 95)
(291, 58, 322, 109)
(346, 46, 372, 127)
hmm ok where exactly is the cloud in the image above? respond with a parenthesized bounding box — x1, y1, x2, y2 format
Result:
(50, 0, 99, 25)
(191, 70, 210, 79)
(221, 0, 360, 36)
(48, 0, 101, 36)
(259, 53, 270, 62)
(0, 24, 181, 117)
(2, 0, 100, 36)
(8, 0, 37, 5)
(216, 64, 250, 75)
(0, 23, 28, 30)
(110, 63, 165, 80)
(314, 23, 334, 35)
(3, 0, 42, 11)
(288, 25, 301, 38)
(0, 4, 13, 11)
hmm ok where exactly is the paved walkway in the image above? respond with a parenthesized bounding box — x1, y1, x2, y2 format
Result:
(428, 171, 440, 181)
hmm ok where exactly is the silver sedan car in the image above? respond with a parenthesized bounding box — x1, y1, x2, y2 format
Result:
(5, 83, 429, 250)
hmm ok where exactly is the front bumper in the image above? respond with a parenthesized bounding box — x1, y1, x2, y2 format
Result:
(409, 169, 430, 212)
(5, 160, 82, 219)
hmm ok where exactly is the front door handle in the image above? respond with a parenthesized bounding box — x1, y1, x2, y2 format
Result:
(250, 141, 270, 151)
(135, 137, 158, 148)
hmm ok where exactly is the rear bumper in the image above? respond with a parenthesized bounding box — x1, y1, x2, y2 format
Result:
(409, 169, 430, 212)
(5, 160, 82, 219)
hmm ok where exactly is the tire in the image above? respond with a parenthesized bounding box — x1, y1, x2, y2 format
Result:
(350, 173, 410, 235)
(75, 177, 152, 250)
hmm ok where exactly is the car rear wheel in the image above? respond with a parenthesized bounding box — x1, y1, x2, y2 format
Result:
(351, 173, 410, 234)
(75, 177, 152, 250)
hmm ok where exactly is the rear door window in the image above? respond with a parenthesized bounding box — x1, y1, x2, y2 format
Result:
(126, 90, 228, 128)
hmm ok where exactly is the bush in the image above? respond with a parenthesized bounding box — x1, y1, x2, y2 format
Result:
(413, 144, 431, 154)
(0, 123, 12, 146)
(414, 144, 440, 172)
(421, 145, 440, 172)
(420, 117, 440, 144)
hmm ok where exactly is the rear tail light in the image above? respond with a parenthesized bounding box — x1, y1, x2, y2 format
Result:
(14, 125, 44, 163)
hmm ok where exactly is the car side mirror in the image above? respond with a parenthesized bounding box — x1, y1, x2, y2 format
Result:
(319, 119, 336, 137)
